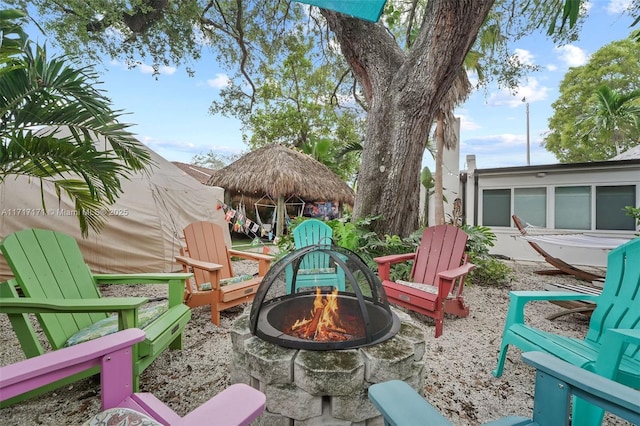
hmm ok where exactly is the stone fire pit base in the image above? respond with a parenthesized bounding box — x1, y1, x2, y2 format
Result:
(230, 309, 426, 425)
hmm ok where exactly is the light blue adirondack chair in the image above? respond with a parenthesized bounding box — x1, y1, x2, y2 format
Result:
(285, 219, 346, 293)
(369, 346, 640, 426)
(493, 236, 640, 425)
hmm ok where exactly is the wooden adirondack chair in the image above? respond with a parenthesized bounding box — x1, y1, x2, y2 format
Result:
(0, 228, 192, 403)
(374, 225, 475, 338)
(176, 221, 273, 325)
(285, 219, 346, 293)
(0, 328, 266, 425)
(369, 348, 640, 426)
(493, 237, 640, 426)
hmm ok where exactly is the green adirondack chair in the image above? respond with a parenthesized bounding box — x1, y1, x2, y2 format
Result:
(285, 219, 346, 293)
(493, 236, 640, 425)
(0, 228, 192, 406)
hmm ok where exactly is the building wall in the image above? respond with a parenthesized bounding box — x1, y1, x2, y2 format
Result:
(463, 156, 640, 267)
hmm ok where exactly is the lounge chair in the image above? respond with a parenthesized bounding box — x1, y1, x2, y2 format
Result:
(0, 328, 266, 425)
(0, 228, 192, 404)
(512, 214, 605, 282)
(369, 349, 640, 425)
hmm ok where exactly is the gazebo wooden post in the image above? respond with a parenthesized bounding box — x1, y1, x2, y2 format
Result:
(276, 195, 286, 237)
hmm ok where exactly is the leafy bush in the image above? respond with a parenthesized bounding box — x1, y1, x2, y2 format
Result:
(624, 206, 640, 235)
(461, 224, 514, 287)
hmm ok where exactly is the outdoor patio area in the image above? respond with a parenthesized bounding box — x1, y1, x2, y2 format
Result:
(2, 259, 629, 426)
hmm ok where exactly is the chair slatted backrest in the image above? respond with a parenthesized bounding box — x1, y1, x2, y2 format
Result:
(183, 221, 234, 280)
(411, 225, 468, 285)
(293, 219, 333, 270)
(0, 229, 108, 349)
(586, 238, 640, 359)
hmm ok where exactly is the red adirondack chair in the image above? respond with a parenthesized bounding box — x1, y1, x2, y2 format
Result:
(374, 225, 475, 338)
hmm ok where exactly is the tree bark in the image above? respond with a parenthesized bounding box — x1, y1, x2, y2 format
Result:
(322, 0, 493, 236)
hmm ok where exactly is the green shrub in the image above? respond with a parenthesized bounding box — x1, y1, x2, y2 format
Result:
(461, 224, 514, 287)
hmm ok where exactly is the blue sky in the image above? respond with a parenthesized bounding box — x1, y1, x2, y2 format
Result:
(82, 1, 637, 170)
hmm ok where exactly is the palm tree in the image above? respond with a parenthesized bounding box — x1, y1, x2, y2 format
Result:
(579, 85, 640, 156)
(0, 9, 152, 236)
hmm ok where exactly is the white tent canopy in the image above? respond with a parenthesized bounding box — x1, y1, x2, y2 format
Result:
(0, 129, 229, 280)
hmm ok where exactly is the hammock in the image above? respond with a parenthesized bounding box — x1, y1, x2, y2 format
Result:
(520, 234, 632, 250)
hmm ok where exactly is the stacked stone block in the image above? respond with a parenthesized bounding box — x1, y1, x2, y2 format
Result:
(231, 311, 426, 425)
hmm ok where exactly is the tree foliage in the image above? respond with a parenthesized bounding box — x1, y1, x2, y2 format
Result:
(0, 9, 152, 236)
(545, 37, 640, 162)
(8, 0, 639, 236)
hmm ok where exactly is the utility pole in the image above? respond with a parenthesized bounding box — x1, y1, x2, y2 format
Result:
(526, 102, 531, 165)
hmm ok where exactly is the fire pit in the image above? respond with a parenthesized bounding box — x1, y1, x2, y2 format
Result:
(234, 244, 425, 424)
(249, 244, 401, 350)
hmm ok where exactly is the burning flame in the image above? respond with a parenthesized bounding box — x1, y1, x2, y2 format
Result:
(290, 287, 347, 341)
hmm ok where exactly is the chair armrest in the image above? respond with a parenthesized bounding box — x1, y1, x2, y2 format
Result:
(228, 249, 273, 276)
(0, 297, 148, 331)
(374, 253, 416, 282)
(176, 383, 266, 426)
(0, 297, 148, 313)
(93, 273, 192, 308)
(438, 263, 476, 281)
(175, 255, 223, 272)
(374, 252, 416, 265)
(0, 329, 146, 402)
(522, 351, 640, 425)
(509, 290, 601, 302)
(504, 291, 601, 326)
(93, 273, 193, 284)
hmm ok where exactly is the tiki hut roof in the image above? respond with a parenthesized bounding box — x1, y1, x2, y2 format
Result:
(206, 144, 355, 205)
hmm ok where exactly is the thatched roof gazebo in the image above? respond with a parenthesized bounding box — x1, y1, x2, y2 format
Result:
(206, 144, 355, 236)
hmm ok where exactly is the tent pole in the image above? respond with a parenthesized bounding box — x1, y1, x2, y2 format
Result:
(277, 196, 285, 237)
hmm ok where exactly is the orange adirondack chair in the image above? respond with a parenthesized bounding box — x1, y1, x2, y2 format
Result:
(374, 225, 475, 338)
(176, 221, 273, 325)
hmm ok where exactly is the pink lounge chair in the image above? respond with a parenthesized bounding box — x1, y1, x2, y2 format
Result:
(0, 329, 266, 425)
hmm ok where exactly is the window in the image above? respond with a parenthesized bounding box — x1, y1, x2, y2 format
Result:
(514, 187, 546, 227)
(482, 189, 511, 226)
(596, 185, 636, 230)
(555, 186, 591, 230)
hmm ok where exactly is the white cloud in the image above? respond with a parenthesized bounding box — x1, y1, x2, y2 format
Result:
(555, 45, 589, 68)
(488, 78, 550, 107)
(546, 64, 558, 71)
(207, 73, 230, 89)
(512, 48, 535, 66)
(460, 134, 557, 168)
(457, 112, 481, 131)
(138, 64, 177, 75)
(606, 0, 632, 14)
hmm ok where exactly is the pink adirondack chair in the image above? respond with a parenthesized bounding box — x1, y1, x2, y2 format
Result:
(374, 225, 475, 338)
(0, 329, 266, 425)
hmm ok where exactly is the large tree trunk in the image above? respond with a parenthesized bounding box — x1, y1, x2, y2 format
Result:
(322, 0, 493, 236)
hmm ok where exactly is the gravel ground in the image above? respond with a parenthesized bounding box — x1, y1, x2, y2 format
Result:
(0, 259, 629, 425)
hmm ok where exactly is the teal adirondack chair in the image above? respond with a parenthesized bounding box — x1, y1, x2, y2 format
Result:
(285, 219, 346, 293)
(369, 346, 640, 426)
(493, 236, 640, 425)
(0, 228, 192, 406)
